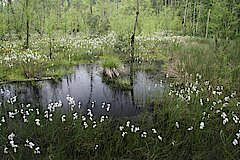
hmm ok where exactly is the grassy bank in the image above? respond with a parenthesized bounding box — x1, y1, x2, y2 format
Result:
(0, 32, 117, 82)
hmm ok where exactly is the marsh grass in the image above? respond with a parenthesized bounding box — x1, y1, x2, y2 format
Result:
(99, 55, 123, 69)
(0, 32, 239, 159)
(170, 38, 240, 90)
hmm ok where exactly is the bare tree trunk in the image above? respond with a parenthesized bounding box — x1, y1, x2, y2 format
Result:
(192, 0, 196, 35)
(130, 0, 139, 63)
(189, 1, 192, 31)
(164, 0, 167, 30)
(7, 2, 10, 35)
(182, 0, 188, 34)
(60, 0, 64, 17)
(205, 9, 211, 38)
(25, 0, 29, 49)
(129, 0, 139, 98)
(195, 0, 202, 35)
(49, 38, 52, 59)
(86, 66, 93, 107)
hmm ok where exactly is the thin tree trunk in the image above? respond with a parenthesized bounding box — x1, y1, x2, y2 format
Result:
(129, 0, 139, 97)
(130, 0, 139, 63)
(164, 0, 167, 30)
(192, 0, 196, 35)
(86, 66, 93, 107)
(7, 2, 10, 35)
(189, 1, 192, 31)
(25, 0, 29, 49)
(49, 37, 52, 59)
(182, 0, 188, 34)
(205, 9, 211, 38)
(61, 0, 64, 14)
(195, 0, 202, 35)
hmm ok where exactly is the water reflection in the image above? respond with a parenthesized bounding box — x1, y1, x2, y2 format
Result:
(0, 65, 164, 117)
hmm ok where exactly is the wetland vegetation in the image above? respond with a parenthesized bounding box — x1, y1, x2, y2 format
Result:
(0, 0, 240, 159)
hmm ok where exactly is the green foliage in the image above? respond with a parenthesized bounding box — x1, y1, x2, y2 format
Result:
(45, 11, 59, 35)
(0, 0, 239, 39)
(99, 55, 123, 69)
(210, 1, 236, 39)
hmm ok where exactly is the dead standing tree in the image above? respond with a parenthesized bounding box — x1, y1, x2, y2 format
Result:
(129, 0, 139, 106)
(130, 0, 139, 63)
(25, 0, 29, 49)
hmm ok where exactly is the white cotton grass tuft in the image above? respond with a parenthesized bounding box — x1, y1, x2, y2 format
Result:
(175, 121, 180, 128)
(141, 132, 147, 138)
(4, 146, 8, 154)
(35, 119, 41, 126)
(122, 131, 127, 137)
(34, 147, 41, 154)
(126, 121, 130, 127)
(232, 139, 238, 146)
(61, 115, 66, 122)
(187, 126, 194, 131)
(157, 135, 163, 141)
(152, 128, 157, 134)
(200, 122, 205, 129)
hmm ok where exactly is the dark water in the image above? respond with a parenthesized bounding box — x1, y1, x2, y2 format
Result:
(0, 65, 164, 117)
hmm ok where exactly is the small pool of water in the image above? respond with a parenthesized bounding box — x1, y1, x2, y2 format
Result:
(0, 65, 165, 117)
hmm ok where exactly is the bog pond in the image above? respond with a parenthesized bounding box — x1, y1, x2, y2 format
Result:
(0, 64, 165, 117)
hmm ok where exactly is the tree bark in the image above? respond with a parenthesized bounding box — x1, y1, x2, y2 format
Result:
(205, 9, 211, 38)
(195, 0, 202, 35)
(130, 0, 139, 63)
(192, 0, 196, 35)
(182, 0, 188, 34)
(25, 0, 29, 49)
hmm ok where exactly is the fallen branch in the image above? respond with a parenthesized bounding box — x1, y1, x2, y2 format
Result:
(0, 77, 55, 85)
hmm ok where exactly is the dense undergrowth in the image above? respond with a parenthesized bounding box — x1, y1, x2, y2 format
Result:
(0, 31, 240, 159)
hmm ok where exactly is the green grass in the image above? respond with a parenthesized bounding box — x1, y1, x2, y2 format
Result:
(99, 55, 123, 69)
(0, 32, 240, 159)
